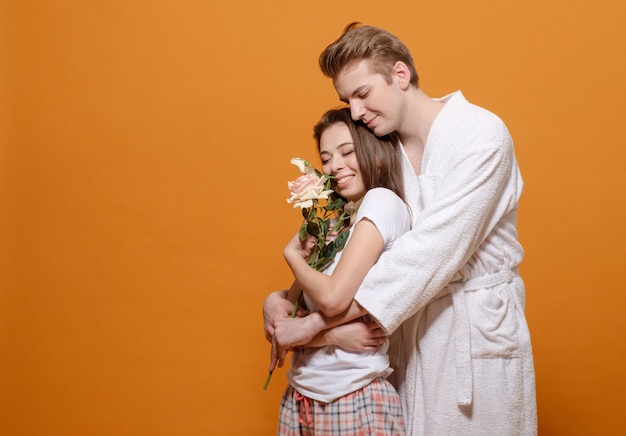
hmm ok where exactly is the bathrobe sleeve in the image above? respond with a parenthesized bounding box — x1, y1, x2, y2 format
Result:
(355, 95, 523, 334)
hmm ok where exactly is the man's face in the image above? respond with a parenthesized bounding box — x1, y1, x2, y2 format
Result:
(333, 59, 400, 137)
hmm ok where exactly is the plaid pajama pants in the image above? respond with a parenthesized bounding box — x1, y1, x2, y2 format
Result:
(277, 377, 405, 435)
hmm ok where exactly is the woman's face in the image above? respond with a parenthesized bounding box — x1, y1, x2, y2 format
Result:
(319, 122, 366, 202)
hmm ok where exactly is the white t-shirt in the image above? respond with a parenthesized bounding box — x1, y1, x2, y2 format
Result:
(287, 187, 411, 403)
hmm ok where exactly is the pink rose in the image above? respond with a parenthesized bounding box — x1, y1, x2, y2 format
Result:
(287, 173, 333, 209)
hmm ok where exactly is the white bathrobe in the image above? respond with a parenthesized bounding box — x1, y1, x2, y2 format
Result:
(355, 91, 537, 435)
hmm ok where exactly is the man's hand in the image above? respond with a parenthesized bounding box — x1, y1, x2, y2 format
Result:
(322, 319, 387, 351)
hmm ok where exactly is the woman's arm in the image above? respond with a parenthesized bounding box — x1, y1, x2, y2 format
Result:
(284, 218, 384, 317)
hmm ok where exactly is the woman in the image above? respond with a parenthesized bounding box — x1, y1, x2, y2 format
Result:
(275, 108, 411, 435)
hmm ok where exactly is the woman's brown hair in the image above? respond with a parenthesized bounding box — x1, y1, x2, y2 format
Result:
(313, 107, 405, 202)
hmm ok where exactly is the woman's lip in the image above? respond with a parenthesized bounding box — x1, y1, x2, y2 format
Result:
(336, 175, 355, 186)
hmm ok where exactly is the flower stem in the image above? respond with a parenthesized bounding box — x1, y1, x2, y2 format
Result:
(291, 291, 302, 317)
(262, 370, 273, 391)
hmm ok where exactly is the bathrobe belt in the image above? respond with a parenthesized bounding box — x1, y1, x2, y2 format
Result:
(444, 267, 516, 407)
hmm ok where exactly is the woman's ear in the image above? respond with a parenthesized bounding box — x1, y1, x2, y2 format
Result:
(392, 61, 412, 90)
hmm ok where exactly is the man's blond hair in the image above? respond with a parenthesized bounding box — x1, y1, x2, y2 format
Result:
(319, 22, 419, 86)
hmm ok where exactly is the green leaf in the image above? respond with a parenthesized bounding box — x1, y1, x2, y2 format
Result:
(326, 198, 347, 210)
(320, 231, 349, 259)
(332, 231, 349, 250)
(299, 222, 308, 241)
(306, 221, 320, 236)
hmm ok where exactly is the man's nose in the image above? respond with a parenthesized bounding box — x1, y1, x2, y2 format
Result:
(350, 103, 365, 121)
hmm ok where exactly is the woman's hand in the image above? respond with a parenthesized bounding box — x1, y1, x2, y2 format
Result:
(263, 290, 305, 343)
(270, 312, 325, 369)
(284, 232, 316, 262)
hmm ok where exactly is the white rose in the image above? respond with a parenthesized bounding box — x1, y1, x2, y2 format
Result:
(290, 157, 313, 175)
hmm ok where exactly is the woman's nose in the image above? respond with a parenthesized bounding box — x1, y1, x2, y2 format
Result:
(331, 156, 344, 172)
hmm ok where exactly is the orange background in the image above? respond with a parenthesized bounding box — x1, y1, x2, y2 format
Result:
(2, 1, 625, 435)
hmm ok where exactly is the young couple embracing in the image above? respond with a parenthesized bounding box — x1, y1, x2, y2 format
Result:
(264, 22, 537, 436)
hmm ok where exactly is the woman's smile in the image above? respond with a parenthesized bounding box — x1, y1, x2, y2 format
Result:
(336, 174, 355, 187)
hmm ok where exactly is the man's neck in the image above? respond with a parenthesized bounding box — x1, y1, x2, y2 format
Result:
(397, 87, 446, 174)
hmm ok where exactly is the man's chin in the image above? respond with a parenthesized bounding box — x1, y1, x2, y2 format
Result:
(372, 126, 392, 137)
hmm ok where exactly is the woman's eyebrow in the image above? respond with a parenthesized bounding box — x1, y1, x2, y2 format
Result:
(320, 142, 354, 154)
(336, 142, 354, 148)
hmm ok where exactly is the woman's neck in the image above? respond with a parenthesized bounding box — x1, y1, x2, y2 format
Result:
(346, 197, 364, 227)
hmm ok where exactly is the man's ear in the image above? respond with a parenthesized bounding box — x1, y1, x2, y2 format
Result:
(392, 61, 412, 90)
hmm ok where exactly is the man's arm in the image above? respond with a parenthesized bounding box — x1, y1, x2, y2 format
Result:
(306, 317, 387, 351)
(356, 121, 520, 334)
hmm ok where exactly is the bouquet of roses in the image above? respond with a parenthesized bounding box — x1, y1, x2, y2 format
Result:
(286, 157, 351, 271)
(263, 157, 351, 390)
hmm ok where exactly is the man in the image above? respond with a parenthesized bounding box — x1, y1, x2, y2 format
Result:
(265, 23, 537, 435)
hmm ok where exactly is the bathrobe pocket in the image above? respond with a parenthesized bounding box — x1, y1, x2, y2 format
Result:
(465, 286, 521, 358)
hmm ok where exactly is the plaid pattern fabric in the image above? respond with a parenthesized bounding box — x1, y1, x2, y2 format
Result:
(277, 377, 405, 435)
